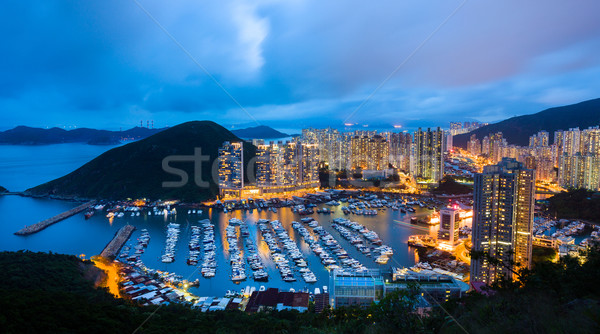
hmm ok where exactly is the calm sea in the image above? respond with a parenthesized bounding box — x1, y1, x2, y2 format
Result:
(0, 143, 434, 296)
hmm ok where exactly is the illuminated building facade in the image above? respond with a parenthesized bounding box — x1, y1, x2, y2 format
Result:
(218, 141, 244, 190)
(438, 208, 460, 250)
(411, 127, 445, 181)
(557, 126, 600, 191)
(471, 158, 535, 285)
(387, 132, 412, 171)
(467, 134, 481, 156)
(248, 141, 320, 195)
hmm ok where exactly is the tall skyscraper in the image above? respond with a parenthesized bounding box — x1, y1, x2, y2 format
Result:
(471, 158, 535, 285)
(218, 141, 244, 190)
(467, 134, 481, 156)
(411, 127, 444, 181)
(557, 126, 600, 191)
(387, 132, 412, 171)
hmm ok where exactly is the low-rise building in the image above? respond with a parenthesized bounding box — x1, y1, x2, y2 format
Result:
(329, 268, 468, 309)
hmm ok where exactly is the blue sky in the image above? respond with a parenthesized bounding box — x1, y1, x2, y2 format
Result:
(1, 0, 600, 133)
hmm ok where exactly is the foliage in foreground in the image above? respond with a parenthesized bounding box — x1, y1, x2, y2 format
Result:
(1, 249, 600, 333)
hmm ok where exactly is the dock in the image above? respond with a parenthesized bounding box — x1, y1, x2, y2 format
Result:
(100, 225, 136, 260)
(14, 200, 97, 236)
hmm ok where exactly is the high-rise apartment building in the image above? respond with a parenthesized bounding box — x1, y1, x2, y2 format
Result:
(471, 158, 535, 285)
(218, 141, 244, 190)
(387, 132, 412, 171)
(254, 141, 319, 188)
(411, 127, 444, 181)
(467, 134, 481, 156)
(557, 126, 600, 191)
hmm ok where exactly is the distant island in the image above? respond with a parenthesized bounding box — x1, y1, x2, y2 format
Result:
(26, 121, 256, 202)
(231, 125, 289, 139)
(0, 186, 7, 193)
(0, 126, 165, 145)
(454, 97, 600, 148)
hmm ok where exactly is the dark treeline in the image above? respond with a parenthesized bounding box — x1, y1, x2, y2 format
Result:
(547, 189, 600, 222)
(1, 249, 599, 333)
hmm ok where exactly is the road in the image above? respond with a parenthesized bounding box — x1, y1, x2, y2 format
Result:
(455, 241, 471, 265)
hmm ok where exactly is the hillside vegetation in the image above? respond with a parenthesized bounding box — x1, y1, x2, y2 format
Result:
(26, 121, 256, 202)
(547, 189, 600, 222)
(454, 98, 600, 148)
(1, 249, 599, 333)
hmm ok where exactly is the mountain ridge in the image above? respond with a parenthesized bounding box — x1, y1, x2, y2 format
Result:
(232, 125, 289, 139)
(0, 126, 165, 145)
(26, 121, 256, 201)
(453, 98, 600, 148)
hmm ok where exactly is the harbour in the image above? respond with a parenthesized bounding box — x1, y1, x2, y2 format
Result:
(1, 193, 441, 297)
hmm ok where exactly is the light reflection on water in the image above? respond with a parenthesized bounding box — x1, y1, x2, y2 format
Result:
(1, 195, 437, 296)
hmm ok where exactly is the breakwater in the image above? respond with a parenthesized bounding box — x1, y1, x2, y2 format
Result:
(100, 225, 136, 260)
(14, 200, 97, 235)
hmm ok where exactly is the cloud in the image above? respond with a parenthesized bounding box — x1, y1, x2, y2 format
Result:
(0, 0, 600, 131)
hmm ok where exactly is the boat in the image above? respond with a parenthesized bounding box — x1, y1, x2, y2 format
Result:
(84, 211, 94, 219)
(375, 255, 389, 265)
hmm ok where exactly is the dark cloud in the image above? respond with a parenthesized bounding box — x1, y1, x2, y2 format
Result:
(1, 0, 600, 131)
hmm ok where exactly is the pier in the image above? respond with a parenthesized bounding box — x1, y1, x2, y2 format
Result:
(100, 225, 136, 260)
(14, 200, 97, 235)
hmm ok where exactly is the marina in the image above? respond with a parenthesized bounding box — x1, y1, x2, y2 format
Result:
(1, 192, 446, 298)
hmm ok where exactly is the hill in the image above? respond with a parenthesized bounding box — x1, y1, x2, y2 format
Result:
(2, 246, 600, 333)
(0, 186, 7, 193)
(454, 98, 600, 148)
(232, 125, 289, 139)
(26, 121, 256, 202)
(0, 125, 164, 145)
(431, 176, 472, 195)
(546, 189, 600, 222)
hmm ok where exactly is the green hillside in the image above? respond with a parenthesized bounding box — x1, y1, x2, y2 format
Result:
(454, 98, 600, 148)
(26, 121, 255, 202)
(2, 248, 600, 333)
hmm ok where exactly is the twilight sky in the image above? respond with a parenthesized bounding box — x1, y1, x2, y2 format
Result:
(1, 0, 600, 132)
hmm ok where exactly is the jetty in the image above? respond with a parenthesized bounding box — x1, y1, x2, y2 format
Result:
(100, 225, 136, 260)
(14, 200, 97, 236)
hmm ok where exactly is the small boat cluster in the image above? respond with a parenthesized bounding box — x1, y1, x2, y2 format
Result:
(301, 217, 367, 271)
(200, 219, 217, 278)
(161, 223, 180, 263)
(120, 229, 150, 262)
(272, 219, 317, 283)
(187, 209, 203, 215)
(226, 218, 247, 282)
(316, 207, 331, 214)
(340, 201, 379, 215)
(187, 225, 201, 265)
(257, 219, 296, 282)
(292, 204, 315, 215)
(239, 223, 269, 281)
(150, 206, 177, 216)
(331, 218, 394, 265)
(106, 211, 125, 218)
(407, 234, 438, 248)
